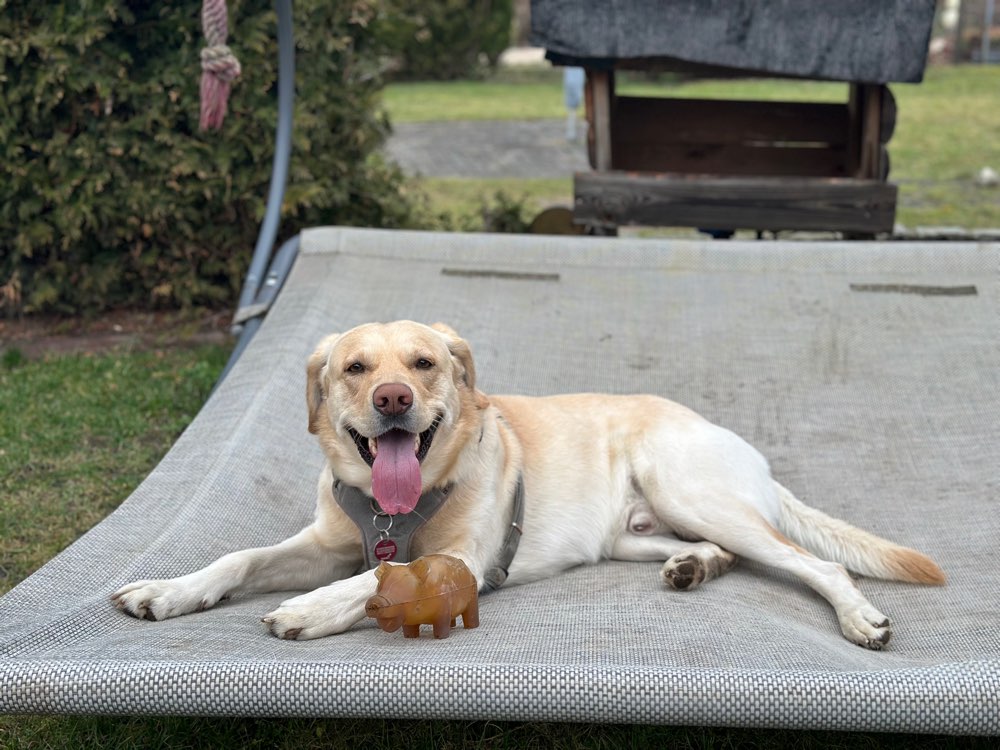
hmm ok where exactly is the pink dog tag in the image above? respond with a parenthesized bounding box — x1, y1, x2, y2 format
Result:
(374, 539, 397, 561)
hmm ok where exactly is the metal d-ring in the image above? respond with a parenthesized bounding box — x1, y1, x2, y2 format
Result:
(372, 512, 393, 538)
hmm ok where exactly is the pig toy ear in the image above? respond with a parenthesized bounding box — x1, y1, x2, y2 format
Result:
(409, 557, 430, 582)
(374, 561, 392, 582)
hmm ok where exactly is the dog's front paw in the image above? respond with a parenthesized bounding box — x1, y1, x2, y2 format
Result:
(111, 577, 222, 622)
(261, 597, 338, 641)
(261, 581, 370, 640)
(839, 605, 892, 650)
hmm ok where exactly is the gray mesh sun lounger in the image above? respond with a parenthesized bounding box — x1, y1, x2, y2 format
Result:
(2, 227, 998, 733)
(3, 0, 998, 734)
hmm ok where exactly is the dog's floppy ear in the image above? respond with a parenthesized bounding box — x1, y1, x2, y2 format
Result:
(431, 323, 476, 390)
(306, 333, 340, 434)
(431, 322, 489, 409)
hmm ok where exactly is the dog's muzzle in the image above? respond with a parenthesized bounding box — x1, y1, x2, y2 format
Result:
(346, 415, 441, 468)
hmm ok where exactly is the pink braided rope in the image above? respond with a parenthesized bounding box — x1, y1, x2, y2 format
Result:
(199, 0, 241, 131)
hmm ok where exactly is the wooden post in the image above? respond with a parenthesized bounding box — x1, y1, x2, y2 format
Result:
(588, 69, 614, 171)
(853, 84, 886, 179)
(861, 84, 882, 179)
(847, 83, 861, 176)
(849, 83, 894, 180)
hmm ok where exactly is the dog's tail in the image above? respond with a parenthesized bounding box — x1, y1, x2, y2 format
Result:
(774, 482, 946, 585)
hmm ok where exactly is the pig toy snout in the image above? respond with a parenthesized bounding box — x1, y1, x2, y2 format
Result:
(365, 594, 391, 617)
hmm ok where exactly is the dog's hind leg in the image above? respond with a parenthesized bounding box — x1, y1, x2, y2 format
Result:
(633, 419, 893, 648)
(611, 533, 738, 591)
(645, 475, 892, 648)
(691, 508, 893, 649)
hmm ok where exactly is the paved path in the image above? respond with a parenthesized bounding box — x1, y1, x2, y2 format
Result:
(386, 119, 590, 179)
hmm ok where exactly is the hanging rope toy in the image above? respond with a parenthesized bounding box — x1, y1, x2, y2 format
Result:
(199, 0, 242, 130)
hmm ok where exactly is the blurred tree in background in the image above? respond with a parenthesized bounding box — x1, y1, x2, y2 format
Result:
(375, 0, 513, 80)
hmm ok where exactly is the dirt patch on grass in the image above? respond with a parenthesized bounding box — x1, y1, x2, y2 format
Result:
(0, 309, 232, 360)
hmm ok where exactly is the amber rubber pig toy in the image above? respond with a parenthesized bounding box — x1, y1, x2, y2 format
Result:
(365, 555, 480, 639)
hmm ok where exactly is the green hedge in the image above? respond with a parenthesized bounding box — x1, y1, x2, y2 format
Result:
(377, 0, 512, 81)
(1, 0, 414, 315)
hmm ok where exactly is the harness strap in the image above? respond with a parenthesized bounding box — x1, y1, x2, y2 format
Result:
(482, 474, 525, 591)
(332, 479, 451, 570)
(332, 474, 526, 590)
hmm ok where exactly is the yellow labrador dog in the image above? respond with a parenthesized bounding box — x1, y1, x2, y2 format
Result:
(113, 320, 944, 648)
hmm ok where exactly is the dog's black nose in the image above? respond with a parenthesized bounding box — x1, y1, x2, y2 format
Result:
(373, 383, 413, 416)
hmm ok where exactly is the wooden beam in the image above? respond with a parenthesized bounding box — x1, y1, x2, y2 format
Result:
(574, 172, 897, 234)
(610, 142, 849, 177)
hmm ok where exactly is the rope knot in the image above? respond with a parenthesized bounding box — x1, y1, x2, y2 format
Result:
(200, 45, 242, 82)
(199, 0, 241, 131)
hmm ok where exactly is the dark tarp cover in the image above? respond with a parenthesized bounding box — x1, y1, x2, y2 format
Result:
(532, 0, 936, 82)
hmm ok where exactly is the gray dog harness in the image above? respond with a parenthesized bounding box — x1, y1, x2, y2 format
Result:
(332, 475, 525, 591)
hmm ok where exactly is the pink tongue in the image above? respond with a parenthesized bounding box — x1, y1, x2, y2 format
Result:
(371, 429, 422, 515)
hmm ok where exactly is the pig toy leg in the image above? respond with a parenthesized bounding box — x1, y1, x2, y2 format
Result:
(432, 607, 454, 639)
(462, 596, 480, 630)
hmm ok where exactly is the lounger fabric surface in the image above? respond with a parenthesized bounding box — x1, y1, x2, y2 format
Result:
(2, 228, 998, 733)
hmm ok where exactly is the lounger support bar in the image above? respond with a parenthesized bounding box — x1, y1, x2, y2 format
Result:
(233, 0, 295, 335)
(227, 0, 298, 358)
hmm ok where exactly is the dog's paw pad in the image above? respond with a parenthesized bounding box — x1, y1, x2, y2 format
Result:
(661, 554, 704, 591)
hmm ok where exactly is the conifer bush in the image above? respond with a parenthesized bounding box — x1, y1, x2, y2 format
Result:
(1, 0, 413, 315)
(377, 0, 512, 80)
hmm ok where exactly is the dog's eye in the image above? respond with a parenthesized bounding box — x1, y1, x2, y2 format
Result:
(346, 362, 365, 374)
(415, 358, 434, 370)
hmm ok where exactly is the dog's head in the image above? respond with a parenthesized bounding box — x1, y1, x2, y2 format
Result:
(306, 321, 488, 515)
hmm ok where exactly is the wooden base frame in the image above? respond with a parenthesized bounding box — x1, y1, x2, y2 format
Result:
(579, 68, 897, 235)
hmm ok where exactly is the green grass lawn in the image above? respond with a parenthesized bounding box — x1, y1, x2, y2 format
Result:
(408, 176, 573, 231)
(8, 713, 990, 750)
(384, 66, 1000, 229)
(380, 67, 850, 122)
(0, 346, 230, 596)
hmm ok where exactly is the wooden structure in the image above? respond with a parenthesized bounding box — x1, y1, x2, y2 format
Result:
(531, 0, 936, 236)
(576, 70, 898, 234)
